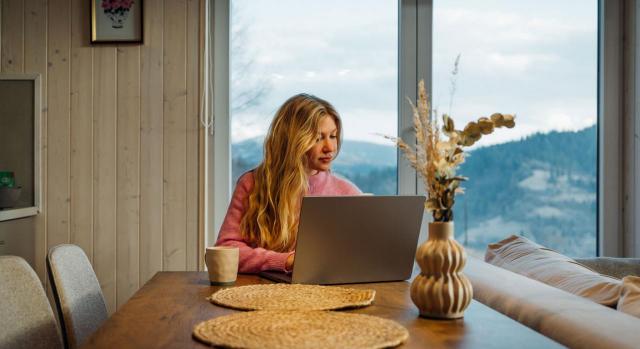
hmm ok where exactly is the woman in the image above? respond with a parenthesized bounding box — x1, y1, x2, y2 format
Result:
(215, 94, 361, 273)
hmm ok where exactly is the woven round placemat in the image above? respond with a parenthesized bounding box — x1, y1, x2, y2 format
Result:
(193, 310, 409, 349)
(208, 284, 375, 311)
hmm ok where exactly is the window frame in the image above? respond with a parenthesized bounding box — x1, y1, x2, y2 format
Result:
(206, 0, 427, 246)
(635, 1, 640, 256)
(206, 0, 623, 257)
(611, 0, 640, 257)
(205, 0, 232, 247)
(600, 0, 626, 257)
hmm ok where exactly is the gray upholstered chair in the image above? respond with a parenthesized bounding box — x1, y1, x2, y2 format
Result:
(575, 257, 640, 279)
(47, 244, 108, 349)
(0, 255, 63, 349)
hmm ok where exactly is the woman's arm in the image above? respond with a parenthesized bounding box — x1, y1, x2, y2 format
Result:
(215, 172, 294, 273)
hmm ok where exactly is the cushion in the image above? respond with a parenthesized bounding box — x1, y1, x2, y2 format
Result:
(485, 235, 622, 306)
(574, 257, 640, 279)
(617, 276, 640, 318)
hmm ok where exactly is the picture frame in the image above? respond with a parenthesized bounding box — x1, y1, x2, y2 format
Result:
(91, 0, 143, 44)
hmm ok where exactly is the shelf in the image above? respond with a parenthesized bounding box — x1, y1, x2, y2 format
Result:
(0, 207, 38, 222)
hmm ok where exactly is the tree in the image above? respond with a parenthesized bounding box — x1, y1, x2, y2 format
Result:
(230, 3, 272, 114)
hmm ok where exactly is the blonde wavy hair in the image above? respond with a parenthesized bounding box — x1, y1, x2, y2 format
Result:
(240, 94, 342, 252)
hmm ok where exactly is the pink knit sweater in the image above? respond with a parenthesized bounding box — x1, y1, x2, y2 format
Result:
(215, 170, 361, 273)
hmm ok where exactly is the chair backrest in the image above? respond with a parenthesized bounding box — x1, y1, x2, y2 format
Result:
(47, 244, 108, 349)
(0, 255, 62, 349)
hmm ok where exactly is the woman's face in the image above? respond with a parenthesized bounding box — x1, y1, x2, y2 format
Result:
(305, 116, 338, 175)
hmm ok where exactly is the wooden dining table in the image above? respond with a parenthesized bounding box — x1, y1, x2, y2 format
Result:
(83, 272, 562, 348)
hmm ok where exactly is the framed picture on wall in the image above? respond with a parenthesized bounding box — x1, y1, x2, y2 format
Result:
(91, 0, 143, 44)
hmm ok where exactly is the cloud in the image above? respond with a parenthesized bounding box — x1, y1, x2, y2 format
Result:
(230, 0, 598, 147)
(485, 52, 560, 75)
(529, 206, 566, 219)
(434, 3, 596, 47)
(339, 108, 398, 144)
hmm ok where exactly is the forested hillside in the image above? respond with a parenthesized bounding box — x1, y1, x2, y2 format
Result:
(232, 125, 597, 257)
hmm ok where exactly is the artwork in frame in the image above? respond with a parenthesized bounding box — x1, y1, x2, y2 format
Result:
(91, 0, 143, 44)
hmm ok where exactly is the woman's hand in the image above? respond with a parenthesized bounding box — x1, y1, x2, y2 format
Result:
(285, 253, 295, 271)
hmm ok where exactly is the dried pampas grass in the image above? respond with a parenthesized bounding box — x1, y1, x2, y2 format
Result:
(386, 79, 515, 222)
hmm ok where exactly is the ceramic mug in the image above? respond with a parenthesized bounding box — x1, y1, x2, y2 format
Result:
(205, 246, 239, 285)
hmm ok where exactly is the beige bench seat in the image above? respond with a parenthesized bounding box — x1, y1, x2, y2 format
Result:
(466, 257, 640, 349)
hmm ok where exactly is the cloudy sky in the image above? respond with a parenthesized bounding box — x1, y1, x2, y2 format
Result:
(230, 0, 597, 147)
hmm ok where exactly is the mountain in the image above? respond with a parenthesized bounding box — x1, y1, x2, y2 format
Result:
(232, 138, 397, 187)
(456, 126, 596, 258)
(231, 125, 597, 257)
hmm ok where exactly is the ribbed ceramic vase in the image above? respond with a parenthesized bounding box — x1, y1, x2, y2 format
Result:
(410, 221, 473, 319)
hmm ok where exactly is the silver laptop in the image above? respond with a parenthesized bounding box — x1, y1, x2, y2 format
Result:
(259, 195, 425, 284)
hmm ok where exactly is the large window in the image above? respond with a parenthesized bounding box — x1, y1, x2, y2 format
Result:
(211, 0, 603, 257)
(432, 1, 598, 257)
(229, 0, 398, 195)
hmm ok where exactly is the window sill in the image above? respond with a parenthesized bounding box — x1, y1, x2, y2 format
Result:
(0, 207, 38, 222)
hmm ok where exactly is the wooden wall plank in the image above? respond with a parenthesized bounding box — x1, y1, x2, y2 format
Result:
(70, 0, 94, 261)
(163, 0, 188, 271)
(93, 47, 117, 314)
(46, 0, 70, 250)
(140, 0, 164, 283)
(1, 0, 24, 73)
(24, 0, 48, 285)
(22, 0, 47, 74)
(186, 0, 199, 271)
(116, 45, 141, 308)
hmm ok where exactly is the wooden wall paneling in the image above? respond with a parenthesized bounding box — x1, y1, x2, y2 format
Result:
(70, 0, 94, 262)
(116, 45, 141, 308)
(93, 46, 117, 314)
(163, 0, 188, 271)
(186, 0, 199, 271)
(24, 0, 48, 284)
(46, 0, 70, 250)
(140, 0, 164, 285)
(0, 0, 204, 302)
(1, 0, 24, 73)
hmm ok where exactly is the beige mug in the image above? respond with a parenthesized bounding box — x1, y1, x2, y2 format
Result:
(205, 246, 239, 285)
